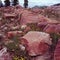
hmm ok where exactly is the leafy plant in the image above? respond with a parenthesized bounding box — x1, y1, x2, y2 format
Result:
(27, 23, 41, 31)
(13, 56, 25, 60)
(5, 35, 30, 60)
(50, 33, 60, 51)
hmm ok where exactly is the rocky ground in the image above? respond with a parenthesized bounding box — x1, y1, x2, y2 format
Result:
(0, 5, 60, 60)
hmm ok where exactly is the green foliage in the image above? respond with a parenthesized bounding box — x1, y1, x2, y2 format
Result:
(13, 56, 25, 60)
(5, 35, 30, 60)
(27, 23, 40, 31)
(6, 35, 22, 56)
(50, 33, 60, 51)
(12, 35, 20, 44)
(6, 42, 19, 51)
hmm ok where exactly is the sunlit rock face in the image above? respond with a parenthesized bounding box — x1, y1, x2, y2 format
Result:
(21, 31, 52, 56)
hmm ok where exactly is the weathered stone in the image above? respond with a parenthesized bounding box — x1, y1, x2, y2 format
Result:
(21, 31, 52, 56)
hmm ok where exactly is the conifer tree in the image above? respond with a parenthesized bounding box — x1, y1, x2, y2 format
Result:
(12, 0, 18, 6)
(4, 0, 10, 7)
(0, 0, 3, 7)
(24, 0, 28, 8)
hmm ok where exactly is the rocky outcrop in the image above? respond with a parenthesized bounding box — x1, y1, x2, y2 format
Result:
(21, 31, 52, 56)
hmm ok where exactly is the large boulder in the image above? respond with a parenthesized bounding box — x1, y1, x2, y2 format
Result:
(21, 31, 52, 56)
(43, 24, 56, 33)
(43, 24, 60, 34)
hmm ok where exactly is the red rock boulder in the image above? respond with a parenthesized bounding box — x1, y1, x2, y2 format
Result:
(43, 24, 60, 34)
(7, 31, 23, 38)
(21, 31, 52, 56)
